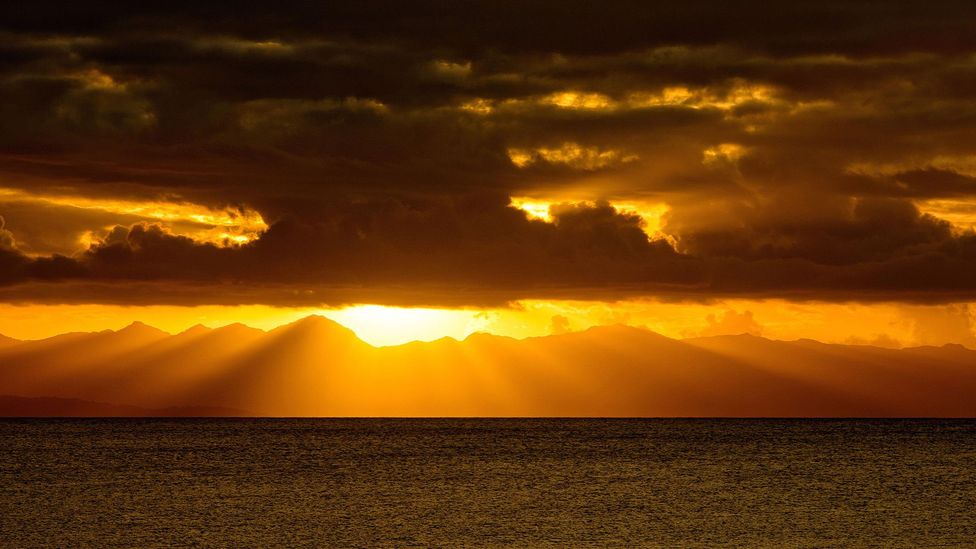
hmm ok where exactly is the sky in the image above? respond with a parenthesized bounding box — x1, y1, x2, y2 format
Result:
(2, 2, 976, 345)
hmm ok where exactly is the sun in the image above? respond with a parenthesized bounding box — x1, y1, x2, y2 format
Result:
(320, 305, 490, 346)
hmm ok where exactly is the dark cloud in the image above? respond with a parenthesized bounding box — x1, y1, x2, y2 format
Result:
(666, 196, 956, 265)
(2, 2, 976, 305)
(80, 198, 693, 289)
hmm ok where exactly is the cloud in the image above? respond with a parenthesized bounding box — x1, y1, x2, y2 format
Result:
(843, 333, 903, 349)
(507, 143, 638, 170)
(549, 314, 571, 335)
(0, 188, 266, 255)
(907, 304, 976, 348)
(1, 192, 976, 306)
(0, 215, 16, 251)
(2, 3, 976, 305)
(699, 310, 764, 337)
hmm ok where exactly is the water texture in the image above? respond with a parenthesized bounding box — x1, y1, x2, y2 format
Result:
(1, 419, 974, 548)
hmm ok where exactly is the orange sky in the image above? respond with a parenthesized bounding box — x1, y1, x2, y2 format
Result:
(0, 299, 972, 348)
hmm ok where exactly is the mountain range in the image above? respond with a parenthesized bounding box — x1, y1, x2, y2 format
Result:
(1, 316, 974, 417)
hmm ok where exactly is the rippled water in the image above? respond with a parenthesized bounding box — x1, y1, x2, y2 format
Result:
(1, 419, 974, 547)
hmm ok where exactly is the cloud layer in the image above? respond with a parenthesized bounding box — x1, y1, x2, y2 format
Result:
(2, 2, 976, 305)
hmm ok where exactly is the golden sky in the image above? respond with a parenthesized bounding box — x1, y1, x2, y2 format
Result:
(0, 300, 972, 349)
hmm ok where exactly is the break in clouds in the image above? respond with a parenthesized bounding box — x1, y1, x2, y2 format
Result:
(2, 1, 976, 306)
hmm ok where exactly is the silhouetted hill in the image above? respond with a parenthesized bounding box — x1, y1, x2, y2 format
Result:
(0, 317, 974, 416)
(268, 314, 361, 341)
(117, 321, 169, 339)
(177, 324, 213, 338)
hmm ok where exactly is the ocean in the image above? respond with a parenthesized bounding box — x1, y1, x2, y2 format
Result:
(1, 419, 974, 547)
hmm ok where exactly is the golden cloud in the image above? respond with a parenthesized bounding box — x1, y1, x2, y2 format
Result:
(461, 80, 780, 116)
(507, 143, 638, 170)
(0, 187, 267, 251)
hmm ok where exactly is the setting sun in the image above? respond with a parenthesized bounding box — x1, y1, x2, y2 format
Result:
(320, 305, 489, 346)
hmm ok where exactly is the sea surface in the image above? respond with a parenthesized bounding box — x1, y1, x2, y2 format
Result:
(0, 419, 974, 548)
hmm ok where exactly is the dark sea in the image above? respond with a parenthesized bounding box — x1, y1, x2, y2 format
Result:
(0, 419, 974, 548)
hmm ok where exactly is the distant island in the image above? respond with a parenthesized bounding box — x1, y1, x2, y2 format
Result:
(1, 316, 974, 417)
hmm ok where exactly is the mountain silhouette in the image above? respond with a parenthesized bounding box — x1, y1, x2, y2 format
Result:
(177, 324, 213, 338)
(0, 317, 974, 416)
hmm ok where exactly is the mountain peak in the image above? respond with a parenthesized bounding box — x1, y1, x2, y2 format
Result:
(271, 315, 362, 341)
(942, 343, 969, 350)
(463, 332, 513, 343)
(577, 323, 669, 340)
(117, 321, 169, 338)
(287, 314, 341, 327)
(178, 324, 213, 337)
(213, 322, 265, 337)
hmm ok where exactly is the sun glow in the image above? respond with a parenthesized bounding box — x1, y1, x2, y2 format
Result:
(320, 305, 490, 346)
(510, 197, 555, 221)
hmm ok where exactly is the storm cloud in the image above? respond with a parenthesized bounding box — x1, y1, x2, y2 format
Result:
(2, 1, 976, 305)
